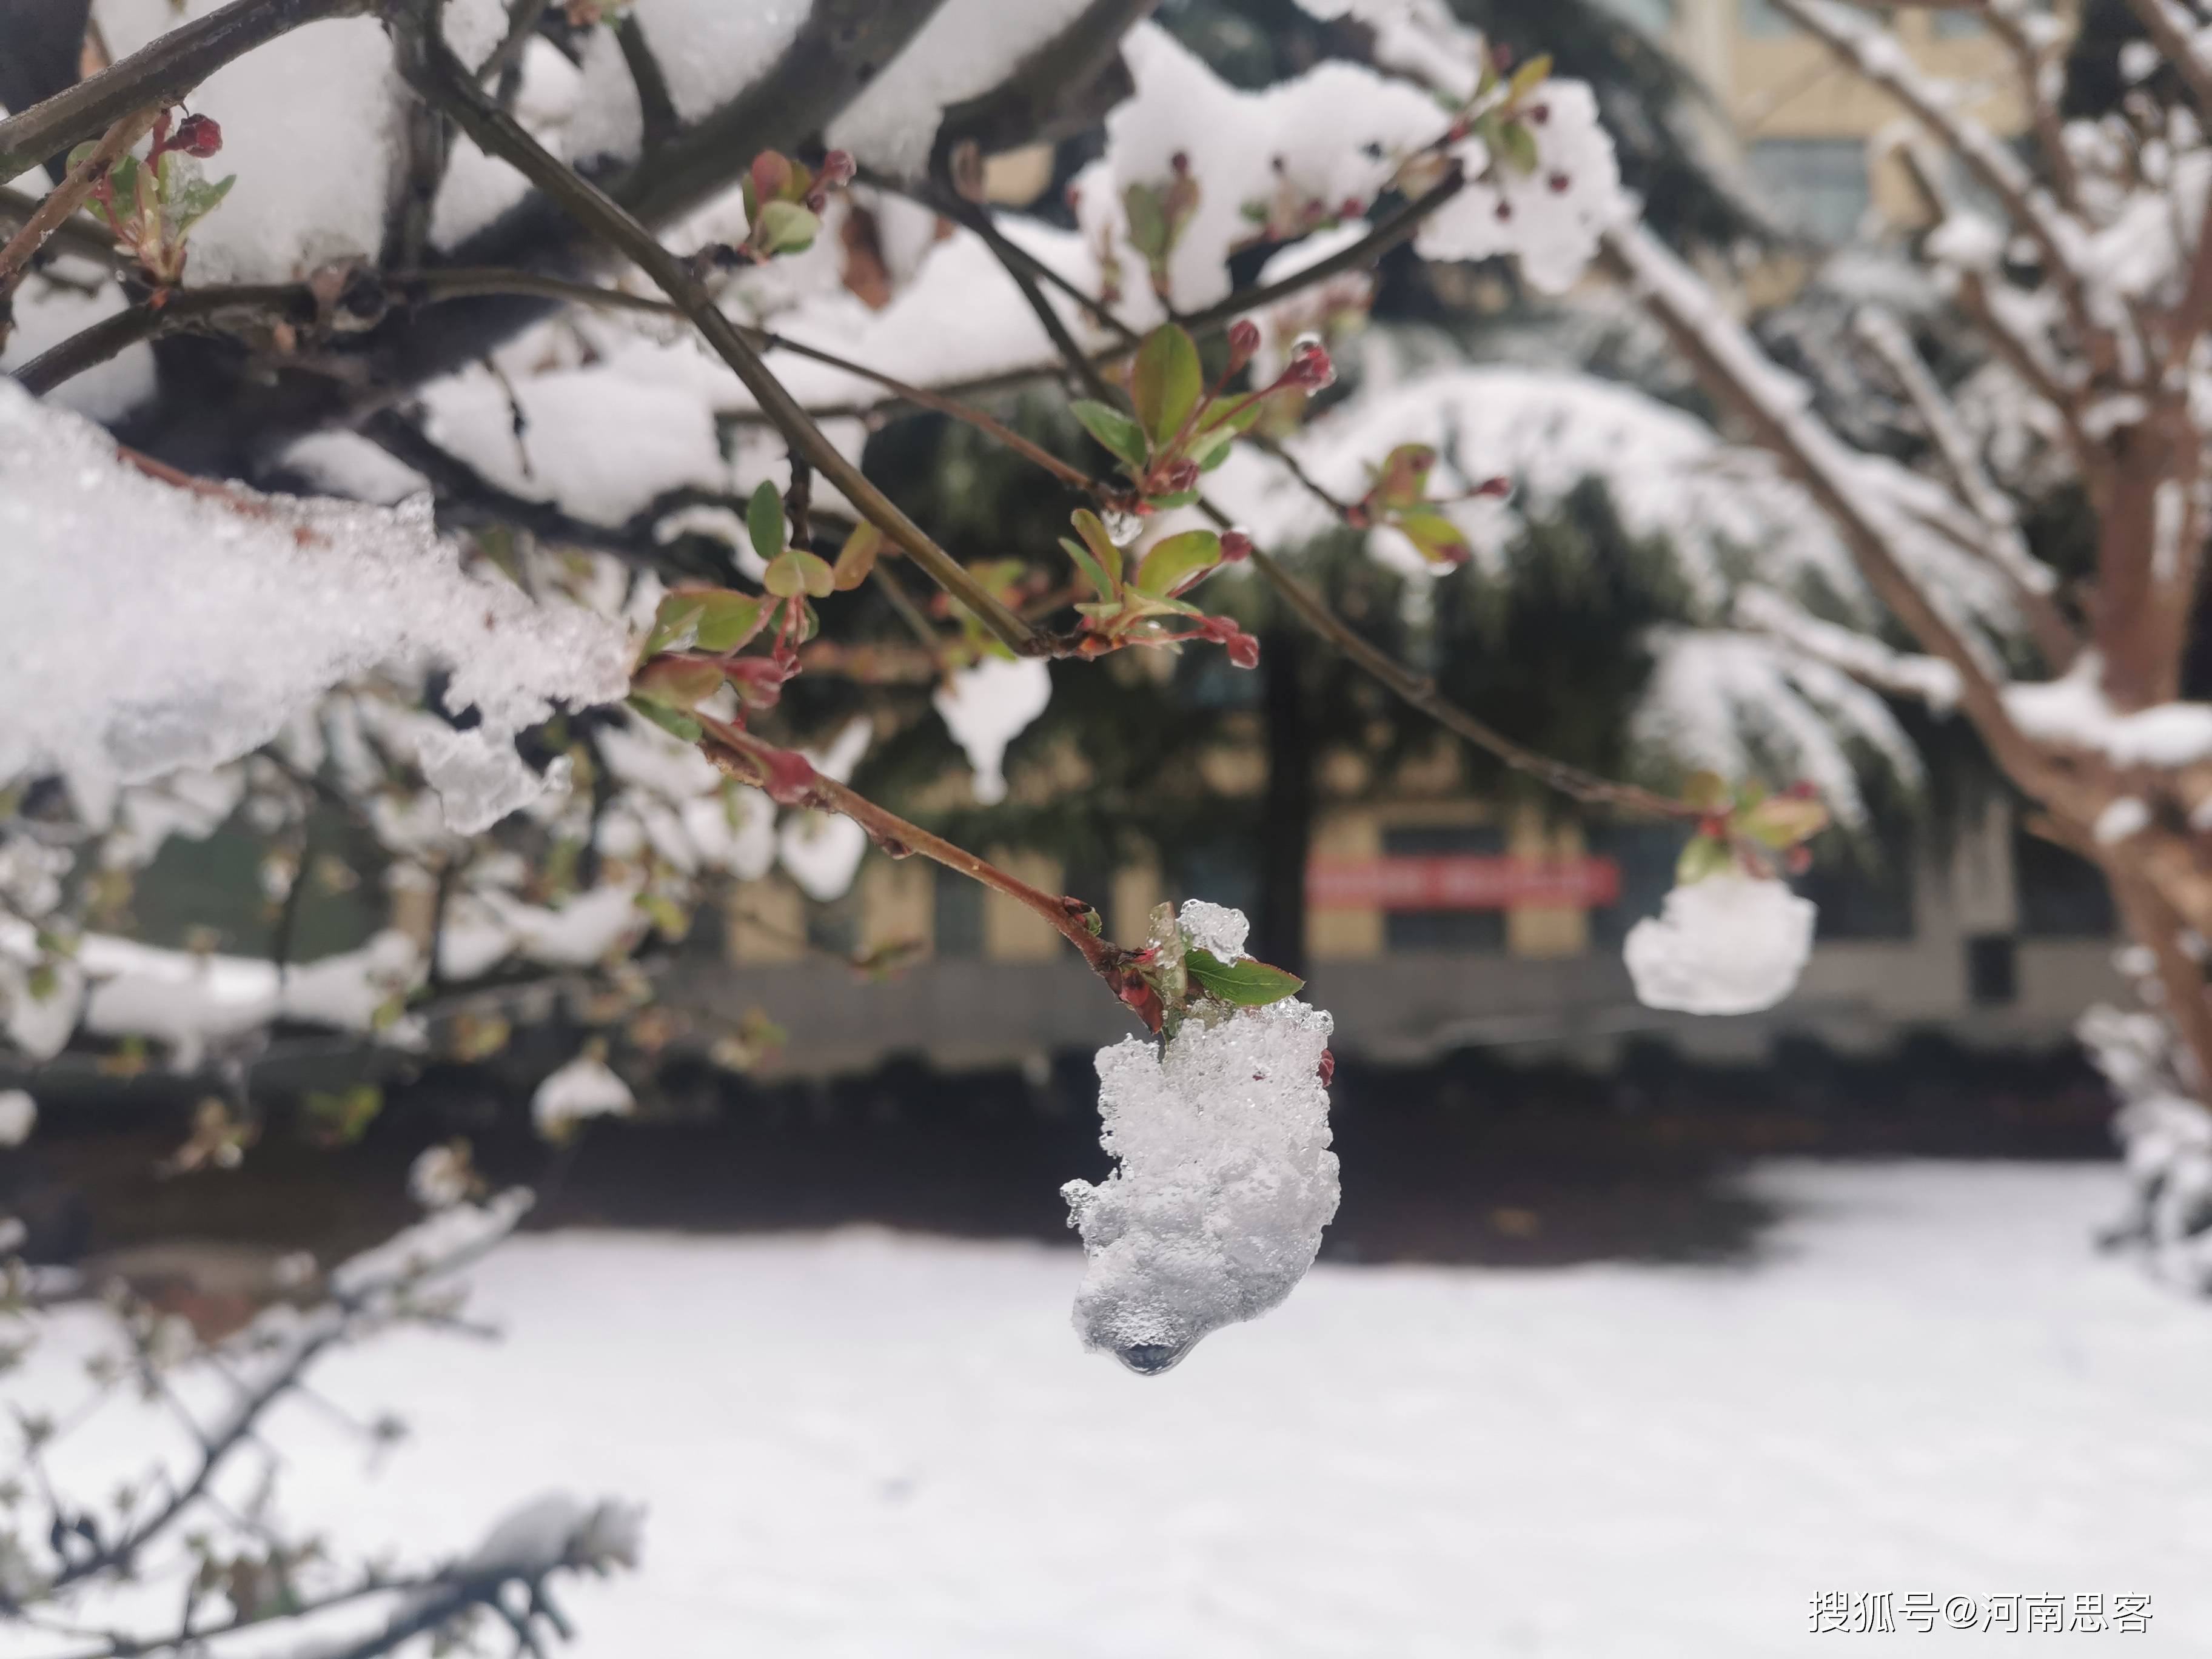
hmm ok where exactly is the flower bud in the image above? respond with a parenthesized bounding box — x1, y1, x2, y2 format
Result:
(1226, 318, 1262, 372)
(1317, 1047, 1336, 1086)
(1226, 628, 1261, 670)
(171, 114, 223, 158)
(1219, 529, 1253, 563)
(817, 149, 856, 188)
(1282, 334, 1336, 391)
(1473, 475, 1512, 498)
(1548, 173, 1571, 194)
(1159, 458, 1201, 495)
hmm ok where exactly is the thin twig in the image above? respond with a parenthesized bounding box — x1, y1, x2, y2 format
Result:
(0, 103, 159, 321)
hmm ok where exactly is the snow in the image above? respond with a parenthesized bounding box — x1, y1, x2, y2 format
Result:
(409, 1143, 472, 1210)
(11, 1164, 2212, 1656)
(0, 275, 157, 422)
(0, 1090, 33, 1148)
(1624, 873, 1818, 1016)
(2005, 652, 2212, 769)
(827, 0, 1100, 177)
(568, 0, 809, 165)
(532, 1054, 637, 1140)
(2096, 796, 2152, 845)
(0, 384, 631, 831)
(1065, 996, 1338, 1373)
(1178, 899, 1252, 961)
(90, 0, 409, 285)
(932, 657, 1053, 805)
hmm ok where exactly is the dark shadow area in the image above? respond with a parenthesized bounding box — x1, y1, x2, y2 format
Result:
(5, 1036, 2118, 1280)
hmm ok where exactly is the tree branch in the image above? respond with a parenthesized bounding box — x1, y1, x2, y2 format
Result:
(389, 7, 1043, 657)
(0, 103, 159, 329)
(0, 0, 364, 186)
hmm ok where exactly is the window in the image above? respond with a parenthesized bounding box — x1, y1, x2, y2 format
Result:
(933, 866, 984, 958)
(1967, 934, 2017, 1005)
(1740, 0, 1794, 36)
(1747, 139, 1871, 243)
(1587, 821, 1681, 946)
(1795, 845, 1915, 940)
(1381, 824, 1506, 953)
(2014, 831, 2116, 937)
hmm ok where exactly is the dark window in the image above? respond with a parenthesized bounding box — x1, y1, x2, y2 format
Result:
(1587, 821, 1681, 947)
(1382, 823, 1505, 953)
(1966, 934, 2017, 1005)
(2014, 831, 2116, 937)
(1748, 139, 1871, 243)
(933, 865, 984, 958)
(1796, 845, 1915, 940)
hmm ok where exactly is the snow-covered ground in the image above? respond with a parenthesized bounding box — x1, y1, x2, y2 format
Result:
(15, 1161, 2212, 1655)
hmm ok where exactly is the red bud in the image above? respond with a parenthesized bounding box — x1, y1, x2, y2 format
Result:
(817, 149, 856, 188)
(1219, 529, 1252, 563)
(1282, 336, 1336, 392)
(171, 113, 223, 158)
(757, 745, 817, 805)
(1227, 318, 1262, 372)
(750, 151, 794, 205)
(1317, 1047, 1335, 1087)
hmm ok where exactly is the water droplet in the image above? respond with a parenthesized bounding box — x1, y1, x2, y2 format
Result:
(1103, 507, 1144, 548)
(1114, 1341, 1191, 1376)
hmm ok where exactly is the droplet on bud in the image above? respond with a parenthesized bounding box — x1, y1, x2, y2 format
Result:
(1282, 333, 1336, 391)
(1104, 506, 1145, 547)
(172, 113, 223, 157)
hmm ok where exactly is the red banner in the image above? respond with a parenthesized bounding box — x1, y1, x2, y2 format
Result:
(1307, 855, 1623, 911)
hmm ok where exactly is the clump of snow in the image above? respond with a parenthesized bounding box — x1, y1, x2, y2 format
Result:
(532, 1053, 635, 1141)
(2005, 652, 2212, 769)
(1064, 988, 1339, 1375)
(1623, 873, 1817, 1016)
(0, 383, 629, 830)
(0, 1090, 35, 1149)
(462, 1492, 645, 1577)
(568, 0, 810, 164)
(1178, 899, 1251, 961)
(1416, 79, 1629, 293)
(932, 657, 1053, 805)
(2096, 796, 2151, 845)
(409, 1144, 472, 1210)
(0, 275, 157, 421)
(828, 0, 1099, 176)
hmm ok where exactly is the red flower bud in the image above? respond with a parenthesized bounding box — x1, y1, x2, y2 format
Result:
(1339, 196, 1364, 220)
(1317, 1047, 1335, 1087)
(1783, 779, 1819, 800)
(1219, 529, 1252, 563)
(1227, 629, 1261, 670)
(817, 149, 856, 188)
(171, 114, 223, 158)
(1227, 318, 1262, 372)
(1282, 336, 1336, 392)
(1473, 475, 1512, 498)
(1495, 200, 1514, 222)
(1170, 150, 1191, 176)
(1548, 173, 1570, 194)
(757, 745, 817, 806)
(749, 151, 794, 205)
(1527, 102, 1550, 125)
(1161, 458, 1201, 494)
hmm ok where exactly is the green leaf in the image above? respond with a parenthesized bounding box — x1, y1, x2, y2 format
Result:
(1143, 488, 1201, 511)
(692, 591, 768, 654)
(630, 658, 725, 711)
(746, 480, 786, 562)
(1122, 181, 1168, 258)
(1070, 508, 1123, 595)
(755, 199, 820, 254)
(765, 548, 834, 598)
(1071, 399, 1149, 469)
(1498, 119, 1540, 177)
(1131, 324, 1203, 451)
(1682, 769, 1732, 814)
(1675, 833, 1734, 886)
(1059, 536, 1114, 602)
(1395, 510, 1470, 565)
(1739, 794, 1829, 850)
(1507, 53, 1554, 102)
(832, 521, 882, 591)
(642, 592, 708, 657)
(167, 171, 233, 237)
(1185, 947, 1304, 1007)
(1133, 528, 1221, 597)
(628, 697, 704, 742)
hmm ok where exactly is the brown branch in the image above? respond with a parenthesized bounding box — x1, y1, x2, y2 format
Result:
(0, 102, 158, 327)
(614, 12, 679, 155)
(0, 181, 122, 267)
(695, 714, 1148, 1021)
(390, 8, 1043, 657)
(478, 0, 550, 88)
(0, 0, 363, 185)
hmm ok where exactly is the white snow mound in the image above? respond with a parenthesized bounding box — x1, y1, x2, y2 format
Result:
(1623, 873, 1816, 1016)
(1065, 996, 1338, 1375)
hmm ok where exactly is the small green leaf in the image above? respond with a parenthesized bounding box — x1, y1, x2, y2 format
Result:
(1059, 536, 1114, 602)
(1070, 508, 1124, 595)
(765, 548, 834, 598)
(1682, 769, 1732, 814)
(1071, 399, 1149, 469)
(631, 657, 725, 711)
(643, 592, 708, 657)
(1498, 120, 1540, 177)
(1131, 323, 1203, 451)
(1675, 833, 1734, 886)
(1395, 510, 1470, 565)
(692, 591, 768, 654)
(1739, 795, 1829, 850)
(1133, 528, 1221, 597)
(832, 521, 882, 591)
(746, 480, 786, 562)
(1185, 947, 1304, 1007)
(756, 199, 820, 254)
(1143, 488, 1201, 511)
(1507, 53, 1554, 102)
(628, 697, 704, 742)
(1123, 181, 1168, 258)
